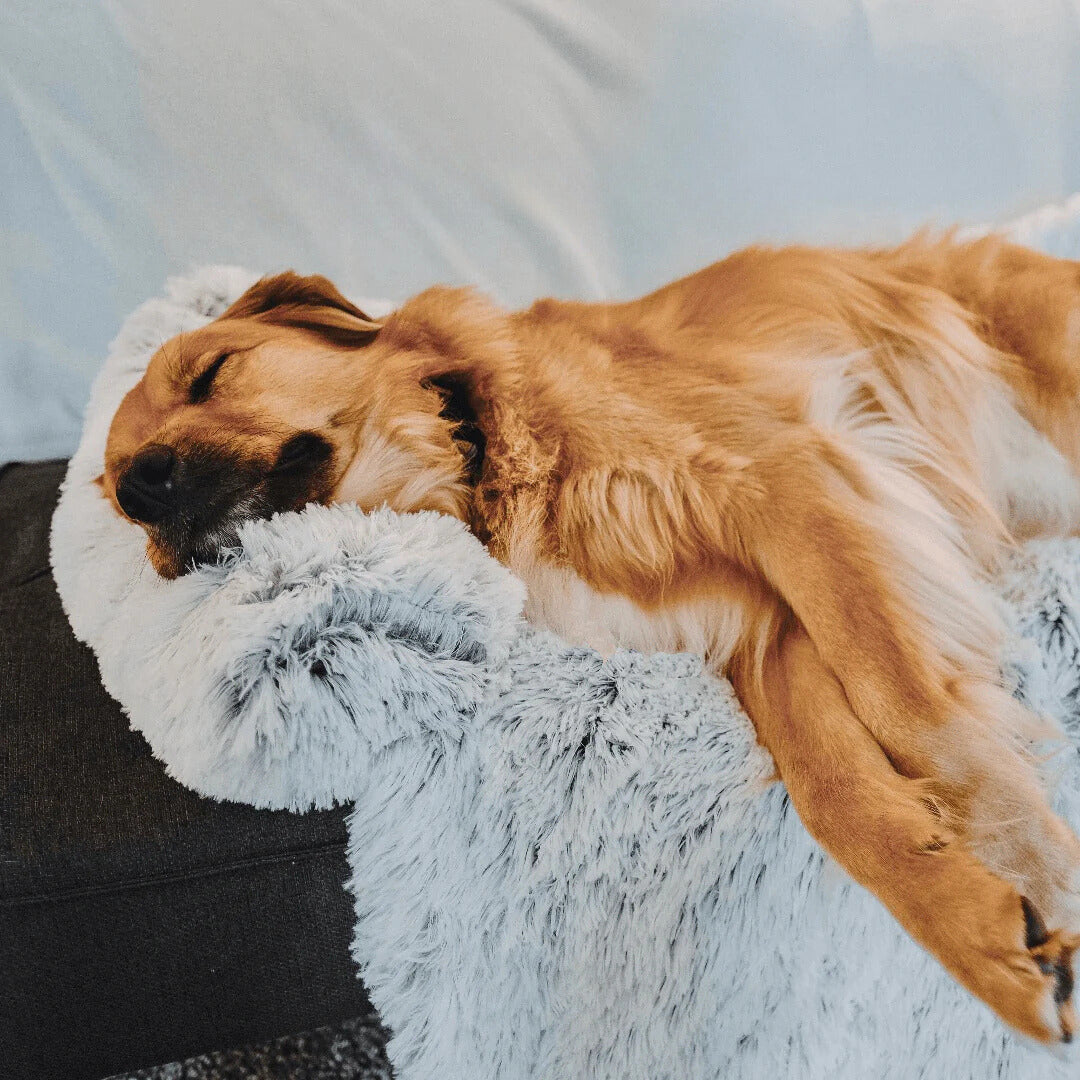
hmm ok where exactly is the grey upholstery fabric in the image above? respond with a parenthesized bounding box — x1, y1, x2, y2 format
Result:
(0, 461, 376, 1080)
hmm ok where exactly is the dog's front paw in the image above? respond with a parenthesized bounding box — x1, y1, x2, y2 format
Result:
(965, 891, 1079, 1043)
(1018, 897, 1078, 1043)
(900, 847, 1079, 1044)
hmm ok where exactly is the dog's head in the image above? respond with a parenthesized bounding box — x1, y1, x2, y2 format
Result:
(102, 272, 493, 577)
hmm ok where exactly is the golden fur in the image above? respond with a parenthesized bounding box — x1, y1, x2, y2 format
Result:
(104, 234, 1080, 1042)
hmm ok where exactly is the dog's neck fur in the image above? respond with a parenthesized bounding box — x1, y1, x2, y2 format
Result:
(387, 289, 567, 562)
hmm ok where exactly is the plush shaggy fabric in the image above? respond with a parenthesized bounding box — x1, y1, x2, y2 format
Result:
(51, 240, 1080, 1079)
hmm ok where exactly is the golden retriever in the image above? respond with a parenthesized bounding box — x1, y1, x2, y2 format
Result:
(102, 233, 1080, 1042)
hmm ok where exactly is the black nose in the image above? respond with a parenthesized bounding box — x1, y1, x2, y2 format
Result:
(115, 445, 179, 524)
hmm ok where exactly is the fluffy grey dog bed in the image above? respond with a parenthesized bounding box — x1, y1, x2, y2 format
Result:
(52, 264, 1080, 1080)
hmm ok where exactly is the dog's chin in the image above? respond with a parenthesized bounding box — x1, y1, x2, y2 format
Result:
(144, 526, 242, 580)
(146, 539, 184, 580)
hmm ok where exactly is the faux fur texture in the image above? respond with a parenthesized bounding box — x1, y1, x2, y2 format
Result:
(50, 221, 1080, 1079)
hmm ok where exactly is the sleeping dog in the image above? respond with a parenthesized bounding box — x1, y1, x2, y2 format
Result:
(102, 234, 1080, 1043)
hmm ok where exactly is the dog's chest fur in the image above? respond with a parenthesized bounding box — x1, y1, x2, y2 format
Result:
(515, 558, 749, 667)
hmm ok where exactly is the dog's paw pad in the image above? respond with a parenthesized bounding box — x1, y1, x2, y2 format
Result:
(1019, 897, 1078, 1043)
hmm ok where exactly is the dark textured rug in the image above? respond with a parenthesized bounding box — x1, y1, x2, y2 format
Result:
(105, 1014, 392, 1080)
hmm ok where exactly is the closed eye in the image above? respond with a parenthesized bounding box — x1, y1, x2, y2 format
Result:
(189, 353, 230, 404)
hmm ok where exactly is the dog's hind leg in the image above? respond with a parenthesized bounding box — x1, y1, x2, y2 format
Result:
(731, 623, 1078, 1043)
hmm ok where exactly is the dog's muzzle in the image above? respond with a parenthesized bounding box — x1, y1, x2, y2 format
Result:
(116, 436, 333, 576)
(115, 442, 269, 574)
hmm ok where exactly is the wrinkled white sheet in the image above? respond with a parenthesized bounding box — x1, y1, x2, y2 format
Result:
(6, 0, 1080, 461)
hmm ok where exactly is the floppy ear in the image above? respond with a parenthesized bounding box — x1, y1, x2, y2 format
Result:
(421, 371, 486, 485)
(221, 271, 382, 347)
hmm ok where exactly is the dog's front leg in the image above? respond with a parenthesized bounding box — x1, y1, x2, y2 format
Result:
(730, 623, 1077, 1043)
(728, 430, 1080, 1040)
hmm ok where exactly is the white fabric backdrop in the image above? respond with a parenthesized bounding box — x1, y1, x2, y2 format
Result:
(6, 0, 1080, 461)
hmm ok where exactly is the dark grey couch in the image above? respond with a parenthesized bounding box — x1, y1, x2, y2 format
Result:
(0, 461, 374, 1080)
